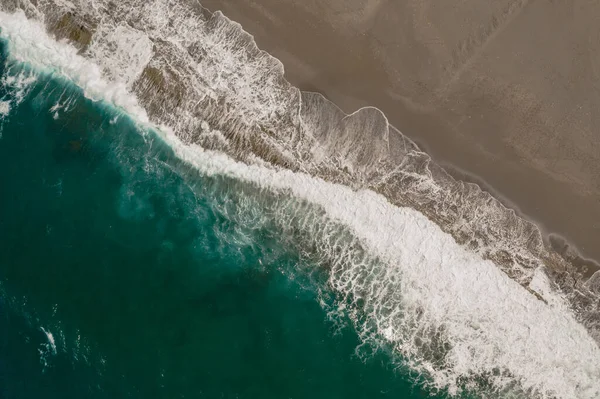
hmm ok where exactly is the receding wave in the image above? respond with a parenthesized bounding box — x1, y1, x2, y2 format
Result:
(3, 0, 598, 335)
(1, 3, 600, 399)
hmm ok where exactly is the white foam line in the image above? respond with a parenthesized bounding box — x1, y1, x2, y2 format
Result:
(0, 10, 149, 123)
(0, 100, 9, 116)
(1, 9, 599, 399)
(164, 135, 600, 399)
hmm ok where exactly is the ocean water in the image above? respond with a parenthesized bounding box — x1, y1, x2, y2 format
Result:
(2, 7, 600, 399)
(0, 43, 435, 399)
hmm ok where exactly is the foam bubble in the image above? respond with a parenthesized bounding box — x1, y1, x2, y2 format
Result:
(87, 23, 153, 87)
(41, 327, 57, 354)
(0, 67, 37, 107)
(0, 100, 9, 116)
(39, 326, 57, 370)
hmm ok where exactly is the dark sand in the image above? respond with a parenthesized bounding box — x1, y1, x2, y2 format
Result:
(201, 0, 600, 271)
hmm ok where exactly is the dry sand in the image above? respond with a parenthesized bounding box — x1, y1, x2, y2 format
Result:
(201, 0, 600, 272)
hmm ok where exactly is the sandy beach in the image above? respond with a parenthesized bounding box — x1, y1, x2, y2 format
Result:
(201, 0, 600, 272)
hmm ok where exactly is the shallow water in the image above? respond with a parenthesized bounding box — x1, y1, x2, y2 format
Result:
(0, 45, 439, 399)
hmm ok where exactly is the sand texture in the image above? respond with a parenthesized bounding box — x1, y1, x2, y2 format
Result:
(201, 0, 600, 271)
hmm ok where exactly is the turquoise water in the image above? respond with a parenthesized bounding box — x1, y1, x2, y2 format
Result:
(0, 44, 440, 398)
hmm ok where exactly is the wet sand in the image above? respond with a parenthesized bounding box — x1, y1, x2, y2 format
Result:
(201, 0, 600, 272)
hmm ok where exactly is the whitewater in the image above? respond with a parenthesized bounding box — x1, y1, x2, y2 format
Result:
(1, 6, 600, 399)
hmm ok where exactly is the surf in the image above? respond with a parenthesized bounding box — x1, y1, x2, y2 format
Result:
(1, 6, 600, 399)
(0, 51, 428, 398)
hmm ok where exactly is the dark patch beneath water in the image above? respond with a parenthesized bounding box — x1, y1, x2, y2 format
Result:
(0, 49, 436, 399)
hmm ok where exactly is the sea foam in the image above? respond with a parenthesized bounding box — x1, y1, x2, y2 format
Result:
(164, 134, 600, 399)
(1, 7, 600, 399)
(0, 100, 9, 116)
(0, 10, 148, 122)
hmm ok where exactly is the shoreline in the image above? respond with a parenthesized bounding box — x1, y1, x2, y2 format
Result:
(2, 44, 600, 398)
(2, 2, 600, 393)
(1, 0, 598, 339)
(200, 0, 600, 277)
